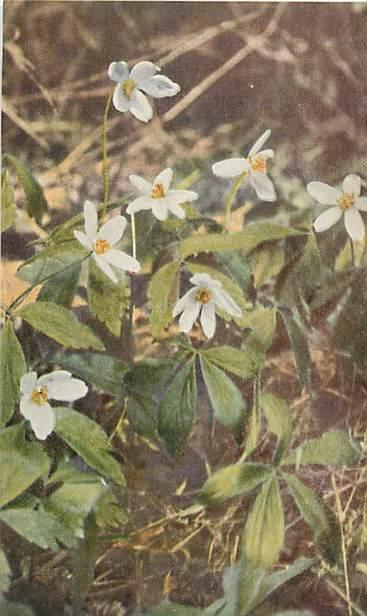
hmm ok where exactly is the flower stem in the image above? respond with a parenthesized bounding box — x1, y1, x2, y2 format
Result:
(224, 172, 247, 231)
(131, 213, 137, 260)
(102, 89, 114, 217)
(349, 237, 356, 267)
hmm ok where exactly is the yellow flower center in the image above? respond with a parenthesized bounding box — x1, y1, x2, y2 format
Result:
(122, 78, 136, 100)
(337, 192, 355, 211)
(31, 386, 49, 405)
(151, 183, 165, 199)
(94, 239, 111, 255)
(195, 288, 211, 304)
(249, 156, 266, 173)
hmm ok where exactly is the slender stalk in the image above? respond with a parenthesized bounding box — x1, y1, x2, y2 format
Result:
(324, 576, 365, 616)
(224, 171, 247, 231)
(131, 213, 137, 260)
(102, 89, 114, 217)
(332, 474, 353, 616)
(349, 237, 356, 268)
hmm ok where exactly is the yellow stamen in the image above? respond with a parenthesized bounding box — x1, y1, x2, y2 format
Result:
(249, 157, 266, 173)
(94, 239, 111, 255)
(31, 386, 49, 405)
(151, 183, 165, 199)
(337, 192, 355, 211)
(195, 288, 211, 304)
(122, 78, 136, 100)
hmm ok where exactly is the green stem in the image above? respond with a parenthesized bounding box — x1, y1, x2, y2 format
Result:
(102, 89, 114, 217)
(131, 213, 137, 260)
(349, 237, 356, 268)
(224, 171, 247, 231)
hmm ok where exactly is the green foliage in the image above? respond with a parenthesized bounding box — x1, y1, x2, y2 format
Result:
(334, 273, 367, 368)
(260, 393, 292, 464)
(199, 463, 272, 504)
(0, 320, 26, 427)
(158, 359, 197, 456)
(251, 243, 285, 288)
(200, 345, 258, 378)
(37, 260, 81, 307)
(278, 307, 312, 391)
(1, 170, 16, 232)
(200, 356, 246, 430)
(0, 599, 35, 615)
(55, 351, 127, 398)
(218, 250, 255, 303)
(88, 259, 130, 336)
(148, 260, 180, 337)
(3, 153, 48, 224)
(241, 476, 284, 569)
(244, 307, 277, 363)
(283, 430, 361, 466)
(18, 301, 105, 350)
(94, 489, 128, 529)
(18, 242, 85, 284)
(0, 424, 50, 508)
(0, 547, 11, 593)
(54, 407, 125, 485)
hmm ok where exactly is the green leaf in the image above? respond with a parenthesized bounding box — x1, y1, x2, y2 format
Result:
(1, 170, 16, 232)
(18, 242, 85, 284)
(179, 223, 304, 259)
(201, 345, 258, 378)
(148, 261, 181, 338)
(242, 476, 284, 569)
(283, 430, 361, 466)
(218, 250, 255, 303)
(0, 320, 27, 427)
(244, 307, 277, 364)
(158, 359, 197, 456)
(334, 274, 367, 368)
(141, 600, 202, 616)
(200, 356, 246, 430)
(283, 472, 341, 566)
(3, 153, 48, 224)
(251, 243, 285, 288)
(200, 462, 272, 504)
(0, 598, 35, 616)
(94, 489, 128, 529)
(37, 260, 81, 307)
(222, 559, 265, 616)
(0, 547, 11, 593)
(126, 395, 158, 439)
(55, 352, 127, 398)
(0, 424, 50, 508)
(17, 301, 105, 350)
(273, 611, 314, 616)
(55, 407, 124, 485)
(87, 259, 130, 336)
(279, 308, 312, 392)
(260, 393, 292, 463)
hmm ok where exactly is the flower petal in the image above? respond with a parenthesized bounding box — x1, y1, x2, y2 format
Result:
(200, 302, 216, 339)
(74, 230, 93, 251)
(344, 208, 365, 241)
(129, 90, 153, 123)
(20, 372, 37, 395)
(138, 74, 180, 98)
(104, 249, 140, 273)
(190, 273, 222, 289)
(307, 182, 339, 205)
(250, 172, 276, 202)
(212, 158, 248, 178)
(154, 168, 173, 192)
(20, 397, 55, 440)
(94, 254, 118, 283)
(257, 149, 274, 160)
(97, 215, 127, 245)
(129, 174, 152, 194)
(84, 200, 98, 240)
(248, 129, 271, 158)
(178, 301, 201, 334)
(343, 174, 361, 198)
(38, 371, 87, 401)
(112, 84, 130, 113)
(126, 195, 154, 215)
(173, 288, 197, 317)
(212, 288, 241, 317)
(166, 200, 185, 220)
(108, 61, 129, 83)
(152, 199, 169, 221)
(313, 206, 342, 233)
(355, 197, 367, 212)
(130, 61, 159, 84)
(167, 189, 198, 203)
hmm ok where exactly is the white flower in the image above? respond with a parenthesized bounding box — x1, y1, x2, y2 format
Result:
(307, 174, 367, 241)
(20, 370, 88, 440)
(212, 129, 276, 202)
(74, 201, 140, 283)
(126, 167, 198, 221)
(108, 60, 180, 123)
(173, 273, 241, 339)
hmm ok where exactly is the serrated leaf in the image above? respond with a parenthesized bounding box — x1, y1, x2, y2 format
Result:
(242, 476, 284, 569)
(17, 301, 105, 350)
(18, 242, 86, 284)
(0, 320, 27, 427)
(260, 393, 292, 463)
(244, 307, 277, 363)
(148, 261, 180, 338)
(222, 559, 265, 616)
(200, 462, 272, 504)
(94, 489, 128, 529)
(201, 345, 258, 378)
(3, 153, 48, 224)
(283, 472, 341, 565)
(218, 250, 255, 303)
(158, 359, 197, 456)
(1, 170, 16, 232)
(200, 356, 246, 430)
(251, 243, 285, 288)
(126, 395, 158, 439)
(37, 260, 81, 307)
(0, 424, 50, 508)
(279, 308, 312, 391)
(283, 430, 361, 466)
(55, 407, 124, 485)
(55, 352, 127, 398)
(87, 259, 129, 336)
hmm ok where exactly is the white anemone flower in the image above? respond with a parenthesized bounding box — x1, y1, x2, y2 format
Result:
(212, 129, 276, 202)
(173, 273, 241, 339)
(127, 167, 198, 221)
(20, 371, 88, 440)
(74, 201, 140, 283)
(307, 174, 367, 241)
(108, 60, 180, 123)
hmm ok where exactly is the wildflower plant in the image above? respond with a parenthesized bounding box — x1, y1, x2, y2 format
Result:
(1, 52, 366, 616)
